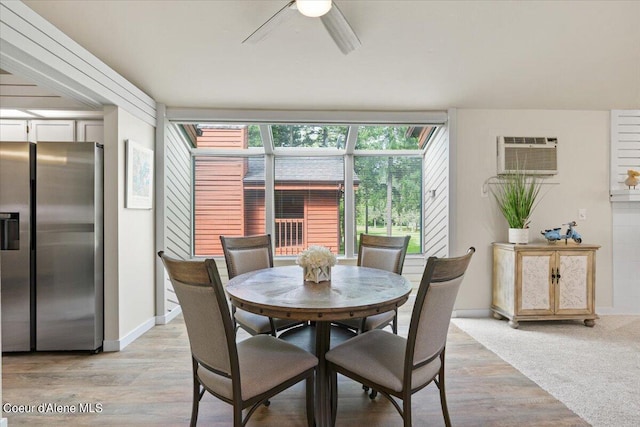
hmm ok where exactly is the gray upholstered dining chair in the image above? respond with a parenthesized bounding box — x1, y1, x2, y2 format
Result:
(158, 251, 317, 427)
(220, 234, 303, 336)
(326, 247, 475, 427)
(334, 234, 410, 335)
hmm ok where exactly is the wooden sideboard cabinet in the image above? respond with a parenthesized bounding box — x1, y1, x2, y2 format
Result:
(492, 242, 599, 328)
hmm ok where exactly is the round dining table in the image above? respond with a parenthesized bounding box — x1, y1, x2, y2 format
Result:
(226, 264, 413, 427)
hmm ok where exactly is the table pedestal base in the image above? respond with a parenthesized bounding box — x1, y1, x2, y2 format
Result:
(280, 323, 355, 426)
(278, 323, 355, 353)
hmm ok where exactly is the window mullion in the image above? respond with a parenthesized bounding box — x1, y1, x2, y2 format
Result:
(344, 154, 355, 257)
(345, 125, 358, 154)
(260, 125, 274, 155)
(265, 154, 275, 239)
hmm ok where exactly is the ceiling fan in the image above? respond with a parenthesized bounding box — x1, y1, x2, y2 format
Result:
(242, 0, 361, 55)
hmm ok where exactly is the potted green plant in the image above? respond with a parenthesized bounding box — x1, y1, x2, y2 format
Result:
(491, 166, 543, 244)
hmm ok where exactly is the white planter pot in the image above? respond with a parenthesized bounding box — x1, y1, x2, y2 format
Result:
(508, 228, 529, 244)
(303, 265, 331, 283)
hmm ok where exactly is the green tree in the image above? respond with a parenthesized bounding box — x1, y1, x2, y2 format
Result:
(354, 126, 420, 236)
(270, 125, 347, 148)
(248, 125, 262, 147)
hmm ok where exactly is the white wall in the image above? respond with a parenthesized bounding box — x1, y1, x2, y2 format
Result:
(103, 106, 156, 350)
(612, 203, 640, 313)
(453, 109, 612, 312)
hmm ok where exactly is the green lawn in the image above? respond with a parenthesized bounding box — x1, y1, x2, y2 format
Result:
(356, 225, 422, 254)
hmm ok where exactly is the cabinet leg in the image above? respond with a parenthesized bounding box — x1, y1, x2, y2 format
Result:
(508, 319, 519, 329)
(492, 312, 505, 320)
(584, 319, 595, 327)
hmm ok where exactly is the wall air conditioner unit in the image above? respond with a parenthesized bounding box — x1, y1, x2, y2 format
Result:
(497, 136, 558, 175)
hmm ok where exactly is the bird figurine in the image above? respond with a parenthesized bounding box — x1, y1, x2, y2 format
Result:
(625, 169, 640, 189)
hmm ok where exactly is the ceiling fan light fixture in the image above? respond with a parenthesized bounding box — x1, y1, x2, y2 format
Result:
(296, 0, 332, 18)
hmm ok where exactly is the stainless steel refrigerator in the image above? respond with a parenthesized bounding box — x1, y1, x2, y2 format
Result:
(0, 141, 103, 352)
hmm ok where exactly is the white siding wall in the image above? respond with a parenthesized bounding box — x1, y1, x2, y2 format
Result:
(160, 124, 193, 313)
(610, 110, 640, 190)
(423, 126, 449, 259)
(164, 125, 192, 259)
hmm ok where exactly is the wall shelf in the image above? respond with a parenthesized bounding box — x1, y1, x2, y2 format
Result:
(610, 189, 640, 202)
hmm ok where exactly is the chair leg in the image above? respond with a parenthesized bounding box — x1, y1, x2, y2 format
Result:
(190, 359, 200, 427)
(392, 310, 398, 334)
(438, 352, 452, 427)
(403, 395, 412, 427)
(190, 383, 200, 427)
(231, 304, 240, 334)
(306, 374, 315, 427)
(233, 404, 243, 427)
(330, 369, 338, 427)
(268, 317, 277, 337)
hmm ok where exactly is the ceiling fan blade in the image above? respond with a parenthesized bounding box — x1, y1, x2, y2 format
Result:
(320, 2, 361, 55)
(243, 0, 297, 44)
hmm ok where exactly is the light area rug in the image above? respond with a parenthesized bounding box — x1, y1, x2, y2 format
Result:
(452, 315, 640, 427)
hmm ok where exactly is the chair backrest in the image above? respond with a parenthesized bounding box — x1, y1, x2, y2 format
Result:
(158, 251, 238, 379)
(357, 234, 411, 274)
(406, 247, 475, 372)
(220, 234, 274, 279)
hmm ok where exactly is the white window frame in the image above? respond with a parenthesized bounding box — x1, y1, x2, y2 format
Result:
(170, 109, 447, 259)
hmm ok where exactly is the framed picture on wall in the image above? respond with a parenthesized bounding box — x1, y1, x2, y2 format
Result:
(125, 139, 154, 209)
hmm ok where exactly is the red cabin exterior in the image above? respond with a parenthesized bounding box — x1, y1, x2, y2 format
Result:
(193, 127, 348, 256)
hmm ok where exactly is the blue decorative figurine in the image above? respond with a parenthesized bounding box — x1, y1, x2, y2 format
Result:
(541, 221, 582, 244)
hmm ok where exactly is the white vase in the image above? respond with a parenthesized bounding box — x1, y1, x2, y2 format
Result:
(303, 265, 331, 283)
(508, 228, 529, 244)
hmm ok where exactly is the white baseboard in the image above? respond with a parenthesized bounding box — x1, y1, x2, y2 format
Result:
(155, 306, 182, 325)
(452, 309, 491, 318)
(102, 317, 156, 352)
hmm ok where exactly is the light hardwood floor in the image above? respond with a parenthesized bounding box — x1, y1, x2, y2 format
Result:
(2, 301, 588, 426)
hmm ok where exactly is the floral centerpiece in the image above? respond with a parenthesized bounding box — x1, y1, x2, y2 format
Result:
(296, 245, 337, 283)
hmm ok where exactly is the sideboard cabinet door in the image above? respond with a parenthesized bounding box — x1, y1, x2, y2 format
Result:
(518, 251, 554, 315)
(555, 251, 594, 315)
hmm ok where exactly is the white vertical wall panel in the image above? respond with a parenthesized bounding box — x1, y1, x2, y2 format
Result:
(423, 126, 449, 259)
(610, 110, 640, 189)
(612, 203, 640, 313)
(161, 124, 193, 312)
(164, 124, 192, 259)
(610, 110, 640, 313)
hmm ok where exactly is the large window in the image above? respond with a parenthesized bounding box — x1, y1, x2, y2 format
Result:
(187, 123, 433, 257)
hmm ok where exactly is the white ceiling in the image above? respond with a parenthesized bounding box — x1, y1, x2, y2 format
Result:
(16, 1, 640, 112)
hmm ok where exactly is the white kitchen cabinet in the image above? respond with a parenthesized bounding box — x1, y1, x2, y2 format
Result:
(76, 120, 104, 144)
(1, 120, 103, 143)
(28, 120, 75, 142)
(0, 119, 29, 141)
